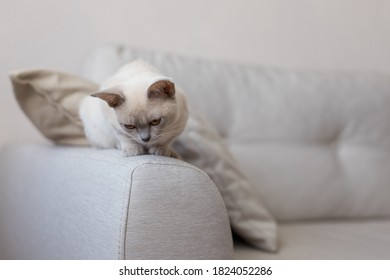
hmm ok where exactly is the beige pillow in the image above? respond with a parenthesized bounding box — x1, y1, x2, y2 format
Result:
(10, 69, 99, 146)
(10, 69, 278, 252)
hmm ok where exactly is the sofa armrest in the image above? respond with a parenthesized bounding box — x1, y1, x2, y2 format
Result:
(0, 143, 233, 259)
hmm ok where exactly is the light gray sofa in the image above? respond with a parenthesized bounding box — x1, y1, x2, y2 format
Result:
(1, 46, 390, 259)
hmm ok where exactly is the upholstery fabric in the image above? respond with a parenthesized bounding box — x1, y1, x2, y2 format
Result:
(10, 69, 98, 146)
(125, 161, 232, 259)
(234, 218, 390, 259)
(0, 143, 233, 259)
(82, 46, 390, 221)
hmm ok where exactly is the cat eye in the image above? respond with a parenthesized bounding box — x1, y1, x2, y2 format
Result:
(123, 124, 136, 129)
(149, 118, 161, 126)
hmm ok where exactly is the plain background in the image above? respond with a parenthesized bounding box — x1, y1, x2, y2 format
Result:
(1, 0, 390, 147)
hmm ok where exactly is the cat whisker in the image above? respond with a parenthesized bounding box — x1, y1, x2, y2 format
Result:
(153, 131, 179, 141)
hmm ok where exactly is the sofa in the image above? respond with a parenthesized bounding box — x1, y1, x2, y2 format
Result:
(1, 46, 390, 259)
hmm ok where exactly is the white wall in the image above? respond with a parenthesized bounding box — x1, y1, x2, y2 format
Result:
(1, 0, 390, 146)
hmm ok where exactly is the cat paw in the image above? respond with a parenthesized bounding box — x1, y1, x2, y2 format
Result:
(121, 144, 145, 157)
(148, 146, 179, 158)
(169, 149, 181, 159)
(148, 146, 171, 157)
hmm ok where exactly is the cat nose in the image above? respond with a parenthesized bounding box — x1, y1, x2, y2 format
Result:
(141, 136, 151, 142)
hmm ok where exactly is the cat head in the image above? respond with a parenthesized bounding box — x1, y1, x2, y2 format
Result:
(92, 79, 186, 145)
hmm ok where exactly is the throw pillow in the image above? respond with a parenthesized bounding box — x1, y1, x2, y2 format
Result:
(10, 69, 98, 146)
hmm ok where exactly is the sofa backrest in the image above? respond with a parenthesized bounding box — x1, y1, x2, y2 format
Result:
(82, 46, 390, 221)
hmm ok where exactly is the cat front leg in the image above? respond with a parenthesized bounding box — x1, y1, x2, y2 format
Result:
(148, 145, 170, 157)
(120, 141, 145, 157)
(169, 149, 181, 159)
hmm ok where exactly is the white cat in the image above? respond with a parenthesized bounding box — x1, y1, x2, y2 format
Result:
(79, 60, 188, 158)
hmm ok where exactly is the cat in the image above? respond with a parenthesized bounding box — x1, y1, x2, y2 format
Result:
(79, 60, 188, 158)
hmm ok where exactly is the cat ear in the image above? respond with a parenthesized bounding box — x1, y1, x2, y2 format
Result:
(147, 80, 175, 99)
(91, 88, 125, 108)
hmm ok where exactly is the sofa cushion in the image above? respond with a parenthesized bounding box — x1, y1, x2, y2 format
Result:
(82, 46, 390, 222)
(234, 218, 390, 259)
(227, 72, 390, 221)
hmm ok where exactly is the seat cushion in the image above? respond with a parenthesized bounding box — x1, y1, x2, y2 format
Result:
(234, 218, 390, 259)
